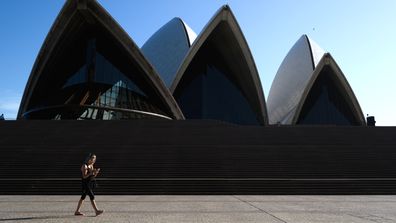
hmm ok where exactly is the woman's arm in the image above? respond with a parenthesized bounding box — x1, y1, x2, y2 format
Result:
(93, 168, 100, 177)
(81, 164, 91, 179)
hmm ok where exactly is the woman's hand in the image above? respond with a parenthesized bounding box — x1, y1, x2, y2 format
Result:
(93, 168, 100, 176)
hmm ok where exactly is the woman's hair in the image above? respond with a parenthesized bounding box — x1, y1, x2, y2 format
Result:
(84, 153, 96, 164)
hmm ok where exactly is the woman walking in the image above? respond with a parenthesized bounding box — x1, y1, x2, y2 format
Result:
(74, 153, 104, 216)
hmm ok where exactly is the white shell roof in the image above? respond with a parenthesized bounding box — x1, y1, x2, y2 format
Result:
(307, 36, 325, 67)
(141, 18, 197, 88)
(267, 35, 325, 124)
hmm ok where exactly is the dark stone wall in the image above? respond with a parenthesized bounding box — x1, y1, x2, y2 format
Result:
(1, 120, 395, 194)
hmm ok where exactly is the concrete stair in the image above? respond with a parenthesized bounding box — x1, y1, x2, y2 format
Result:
(0, 120, 395, 194)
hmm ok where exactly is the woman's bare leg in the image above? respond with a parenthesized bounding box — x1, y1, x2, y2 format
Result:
(75, 199, 84, 215)
(90, 200, 104, 216)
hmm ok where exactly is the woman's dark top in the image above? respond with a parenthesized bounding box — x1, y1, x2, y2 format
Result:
(80, 164, 97, 200)
(81, 164, 96, 188)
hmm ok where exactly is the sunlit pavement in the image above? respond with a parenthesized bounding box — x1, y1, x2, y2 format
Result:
(1, 195, 396, 222)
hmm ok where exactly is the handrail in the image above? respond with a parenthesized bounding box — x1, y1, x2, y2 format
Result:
(22, 104, 172, 120)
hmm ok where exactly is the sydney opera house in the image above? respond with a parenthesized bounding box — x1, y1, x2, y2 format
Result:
(1, 0, 395, 195)
(16, 0, 364, 127)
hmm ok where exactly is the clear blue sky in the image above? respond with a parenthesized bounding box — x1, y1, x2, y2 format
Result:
(0, 0, 395, 125)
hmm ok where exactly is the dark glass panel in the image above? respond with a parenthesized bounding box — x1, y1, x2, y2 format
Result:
(27, 20, 90, 110)
(174, 41, 259, 125)
(25, 21, 172, 120)
(92, 28, 170, 117)
(94, 53, 145, 97)
(62, 65, 87, 88)
(297, 66, 360, 125)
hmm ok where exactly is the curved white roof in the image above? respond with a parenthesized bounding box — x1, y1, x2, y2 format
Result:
(267, 35, 364, 125)
(141, 18, 197, 88)
(267, 35, 325, 124)
(308, 36, 325, 67)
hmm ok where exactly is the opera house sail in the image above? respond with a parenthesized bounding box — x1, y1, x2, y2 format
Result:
(16, 0, 364, 126)
(17, 0, 184, 120)
(267, 35, 365, 125)
(141, 18, 197, 88)
(170, 6, 268, 125)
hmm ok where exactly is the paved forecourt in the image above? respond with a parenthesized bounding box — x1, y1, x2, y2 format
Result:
(1, 195, 396, 222)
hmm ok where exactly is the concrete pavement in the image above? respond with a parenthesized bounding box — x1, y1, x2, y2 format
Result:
(1, 195, 396, 222)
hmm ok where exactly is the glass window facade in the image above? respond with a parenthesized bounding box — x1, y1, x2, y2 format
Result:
(94, 53, 146, 97)
(297, 66, 360, 125)
(23, 23, 171, 120)
(63, 65, 87, 88)
(174, 41, 259, 125)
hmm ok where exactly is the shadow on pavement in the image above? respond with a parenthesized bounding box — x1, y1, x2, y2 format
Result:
(0, 215, 77, 221)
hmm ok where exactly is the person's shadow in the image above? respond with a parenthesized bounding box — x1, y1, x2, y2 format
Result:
(0, 215, 79, 221)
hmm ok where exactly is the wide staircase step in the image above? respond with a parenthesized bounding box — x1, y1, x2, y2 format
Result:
(1, 120, 396, 194)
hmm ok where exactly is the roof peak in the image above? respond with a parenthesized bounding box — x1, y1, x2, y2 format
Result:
(300, 35, 326, 68)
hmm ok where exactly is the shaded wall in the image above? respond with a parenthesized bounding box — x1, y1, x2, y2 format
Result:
(1, 120, 395, 194)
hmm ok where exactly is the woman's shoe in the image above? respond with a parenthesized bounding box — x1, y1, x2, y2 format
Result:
(74, 211, 84, 216)
(96, 210, 104, 216)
